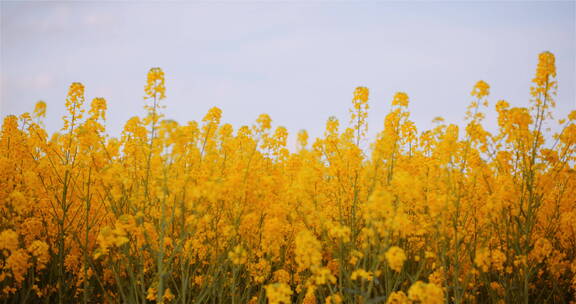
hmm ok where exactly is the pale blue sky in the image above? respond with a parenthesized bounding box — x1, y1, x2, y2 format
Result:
(1, 1, 574, 148)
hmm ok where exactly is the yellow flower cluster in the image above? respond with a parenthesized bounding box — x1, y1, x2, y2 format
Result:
(0, 52, 574, 303)
(350, 268, 373, 281)
(392, 92, 409, 107)
(351, 86, 370, 141)
(62, 82, 85, 130)
(145, 67, 166, 100)
(533, 51, 556, 87)
(265, 283, 292, 304)
(228, 245, 248, 265)
(471, 80, 490, 99)
(407, 281, 444, 304)
(474, 248, 506, 273)
(385, 246, 407, 272)
(33, 100, 46, 118)
(295, 230, 322, 272)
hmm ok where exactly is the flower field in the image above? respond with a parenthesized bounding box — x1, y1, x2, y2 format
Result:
(0, 52, 575, 303)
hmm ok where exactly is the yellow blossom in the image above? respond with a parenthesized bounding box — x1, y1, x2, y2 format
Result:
(325, 293, 342, 304)
(471, 80, 490, 99)
(265, 283, 292, 304)
(385, 246, 407, 272)
(0, 230, 19, 252)
(163, 288, 174, 302)
(392, 92, 409, 107)
(295, 230, 322, 272)
(407, 281, 444, 304)
(350, 269, 373, 281)
(228, 245, 248, 265)
(145, 67, 166, 99)
(34, 101, 47, 118)
(387, 291, 409, 304)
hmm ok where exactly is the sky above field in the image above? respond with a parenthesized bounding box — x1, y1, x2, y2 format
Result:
(1, 1, 575, 149)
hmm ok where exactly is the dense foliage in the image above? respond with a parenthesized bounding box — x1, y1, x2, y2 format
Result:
(0, 52, 575, 303)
